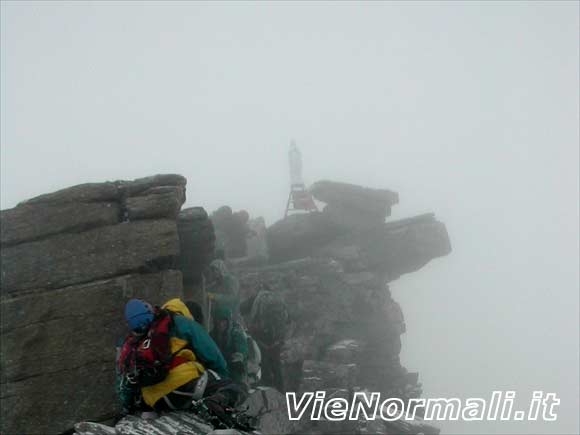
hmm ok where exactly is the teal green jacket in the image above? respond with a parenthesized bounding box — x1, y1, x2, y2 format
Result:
(172, 315, 229, 378)
(211, 322, 248, 384)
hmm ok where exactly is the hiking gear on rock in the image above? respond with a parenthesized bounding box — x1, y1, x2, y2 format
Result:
(125, 299, 155, 332)
(192, 370, 209, 400)
(191, 373, 252, 431)
(152, 374, 206, 412)
(140, 343, 205, 408)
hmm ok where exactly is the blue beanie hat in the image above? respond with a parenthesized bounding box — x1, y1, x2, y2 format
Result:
(125, 299, 154, 332)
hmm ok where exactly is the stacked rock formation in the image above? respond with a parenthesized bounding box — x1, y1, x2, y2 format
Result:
(233, 180, 451, 434)
(0, 175, 188, 435)
(310, 180, 399, 232)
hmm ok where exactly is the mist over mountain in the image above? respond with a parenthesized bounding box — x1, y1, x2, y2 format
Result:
(1, 2, 578, 434)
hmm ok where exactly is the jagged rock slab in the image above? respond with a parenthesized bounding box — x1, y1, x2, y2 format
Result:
(0, 201, 120, 247)
(124, 186, 185, 220)
(74, 389, 292, 435)
(0, 270, 183, 435)
(75, 413, 215, 435)
(318, 213, 452, 280)
(368, 214, 452, 280)
(0, 219, 180, 294)
(266, 213, 343, 264)
(19, 182, 120, 205)
(310, 180, 399, 214)
(14, 173, 185, 208)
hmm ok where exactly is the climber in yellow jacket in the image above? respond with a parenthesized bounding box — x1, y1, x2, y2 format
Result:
(116, 298, 231, 412)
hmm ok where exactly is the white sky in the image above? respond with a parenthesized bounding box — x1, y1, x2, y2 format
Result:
(1, 2, 578, 434)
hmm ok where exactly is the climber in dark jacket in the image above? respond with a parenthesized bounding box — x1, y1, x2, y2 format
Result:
(244, 289, 289, 392)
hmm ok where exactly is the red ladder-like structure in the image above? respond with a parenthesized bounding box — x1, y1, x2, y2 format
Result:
(285, 183, 318, 218)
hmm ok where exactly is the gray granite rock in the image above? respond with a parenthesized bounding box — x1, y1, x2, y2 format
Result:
(124, 187, 185, 220)
(1, 201, 119, 247)
(0, 271, 183, 435)
(19, 182, 119, 205)
(118, 174, 187, 197)
(1, 219, 180, 294)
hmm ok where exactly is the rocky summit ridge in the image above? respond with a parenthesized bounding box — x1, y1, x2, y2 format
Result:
(0, 175, 451, 435)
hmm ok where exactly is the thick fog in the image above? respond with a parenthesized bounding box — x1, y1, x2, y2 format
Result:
(1, 2, 578, 434)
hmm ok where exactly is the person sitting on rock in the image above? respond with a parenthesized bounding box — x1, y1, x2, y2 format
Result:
(210, 305, 249, 386)
(116, 298, 247, 416)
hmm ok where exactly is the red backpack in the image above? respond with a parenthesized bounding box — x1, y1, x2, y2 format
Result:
(118, 309, 187, 386)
